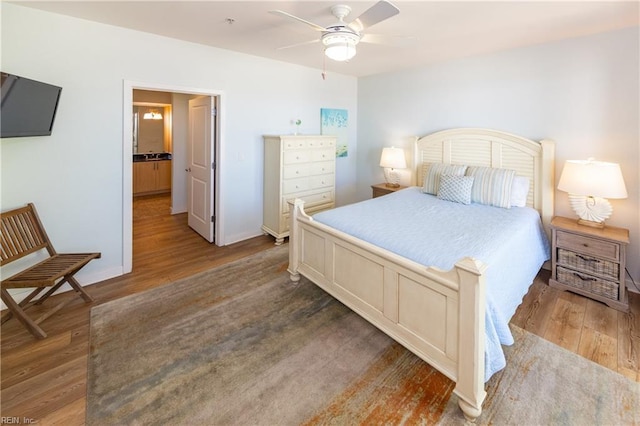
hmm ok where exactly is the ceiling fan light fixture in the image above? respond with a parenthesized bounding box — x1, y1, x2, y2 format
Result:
(322, 32, 359, 62)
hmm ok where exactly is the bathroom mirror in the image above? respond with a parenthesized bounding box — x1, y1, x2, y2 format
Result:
(133, 103, 171, 154)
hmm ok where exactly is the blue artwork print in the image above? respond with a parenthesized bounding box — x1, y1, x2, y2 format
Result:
(320, 108, 348, 157)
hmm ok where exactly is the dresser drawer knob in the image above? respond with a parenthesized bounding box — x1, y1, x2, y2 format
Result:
(582, 243, 589, 247)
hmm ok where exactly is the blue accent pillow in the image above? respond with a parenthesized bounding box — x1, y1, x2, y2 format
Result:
(437, 175, 475, 205)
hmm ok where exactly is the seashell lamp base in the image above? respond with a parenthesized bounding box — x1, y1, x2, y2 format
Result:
(569, 194, 612, 228)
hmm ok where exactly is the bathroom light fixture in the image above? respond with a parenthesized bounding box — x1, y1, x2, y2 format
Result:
(143, 111, 163, 120)
(322, 31, 359, 62)
(557, 158, 627, 228)
(379, 147, 406, 188)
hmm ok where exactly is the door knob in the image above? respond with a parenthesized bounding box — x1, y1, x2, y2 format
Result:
(185, 167, 191, 172)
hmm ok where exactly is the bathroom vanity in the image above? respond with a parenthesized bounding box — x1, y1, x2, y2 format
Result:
(133, 153, 172, 196)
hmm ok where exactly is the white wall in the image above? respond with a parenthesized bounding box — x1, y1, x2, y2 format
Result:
(357, 27, 640, 285)
(1, 3, 358, 294)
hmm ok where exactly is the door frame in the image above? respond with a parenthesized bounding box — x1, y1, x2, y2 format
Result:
(123, 80, 225, 274)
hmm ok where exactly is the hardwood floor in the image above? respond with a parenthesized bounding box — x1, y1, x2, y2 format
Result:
(1, 195, 274, 424)
(512, 270, 640, 382)
(1, 194, 638, 424)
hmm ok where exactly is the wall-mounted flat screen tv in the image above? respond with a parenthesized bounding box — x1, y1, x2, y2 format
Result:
(1, 72, 62, 138)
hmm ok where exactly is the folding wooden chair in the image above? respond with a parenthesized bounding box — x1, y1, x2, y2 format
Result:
(1, 203, 101, 338)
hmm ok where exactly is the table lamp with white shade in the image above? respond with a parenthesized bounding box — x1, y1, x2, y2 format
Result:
(557, 158, 627, 228)
(379, 147, 406, 188)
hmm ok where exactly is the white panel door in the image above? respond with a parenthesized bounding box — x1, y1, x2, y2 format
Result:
(187, 96, 215, 242)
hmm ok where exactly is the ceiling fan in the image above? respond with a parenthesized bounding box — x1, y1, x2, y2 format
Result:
(269, 0, 403, 62)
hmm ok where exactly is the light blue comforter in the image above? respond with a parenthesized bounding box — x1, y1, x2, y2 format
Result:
(312, 186, 550, 381)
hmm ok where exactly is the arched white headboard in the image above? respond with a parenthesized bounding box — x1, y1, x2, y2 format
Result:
(414, 128, 555, 233)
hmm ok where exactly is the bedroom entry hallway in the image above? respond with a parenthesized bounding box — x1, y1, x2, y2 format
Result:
(123, 81, 224, 277)
(0, 211, 638, 423)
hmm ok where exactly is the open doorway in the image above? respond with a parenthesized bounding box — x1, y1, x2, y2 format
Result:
(132, 91, 173, 205)
(123, 81, 225, 274)
(132, 91, 174, 248)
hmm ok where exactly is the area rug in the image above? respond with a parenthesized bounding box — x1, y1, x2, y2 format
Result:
(87, 245, 639, 425)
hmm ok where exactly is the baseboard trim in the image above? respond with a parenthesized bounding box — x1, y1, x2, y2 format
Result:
(626, 279, 640, 294)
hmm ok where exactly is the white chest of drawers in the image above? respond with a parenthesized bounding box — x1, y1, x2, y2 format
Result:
(262, 135, 337, 244)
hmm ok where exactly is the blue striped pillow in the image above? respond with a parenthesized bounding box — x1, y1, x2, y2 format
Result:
(422, 163, 468, 195)
(465, 166, 516, 209)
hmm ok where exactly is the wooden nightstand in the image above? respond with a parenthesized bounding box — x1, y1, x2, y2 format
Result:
(371, 183, 407, 198)
(549, 216, 629, 312)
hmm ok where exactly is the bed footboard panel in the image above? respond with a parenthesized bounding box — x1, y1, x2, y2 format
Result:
(299, 226, 460, 377)
(288, 200, 487, 420)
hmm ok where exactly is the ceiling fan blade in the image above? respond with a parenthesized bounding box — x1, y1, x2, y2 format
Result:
(269, 10, 326, 32)
(360, 33, 416, 47)
(349, 0, 399, 32)
(276, 39, 321, 50)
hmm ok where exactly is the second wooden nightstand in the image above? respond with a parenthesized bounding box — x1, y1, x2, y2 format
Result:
(549, 216, 629, 312)
(371, 183, 407, 198)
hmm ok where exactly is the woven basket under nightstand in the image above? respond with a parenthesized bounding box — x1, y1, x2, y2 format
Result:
(556, 266, 619, 300)
(557, 249, 620, 281)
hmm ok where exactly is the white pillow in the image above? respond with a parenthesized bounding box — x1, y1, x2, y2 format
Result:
(510, 176, 530, 208)
(422, 163, 468, 195)
(437, 175, 474, 205)
(465, 166, 516, 209)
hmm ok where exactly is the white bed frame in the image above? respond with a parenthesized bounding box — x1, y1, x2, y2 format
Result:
(287, 128, 554, 421)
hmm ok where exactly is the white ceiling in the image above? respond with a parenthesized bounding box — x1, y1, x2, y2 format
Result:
(13, 1, 640, 77)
